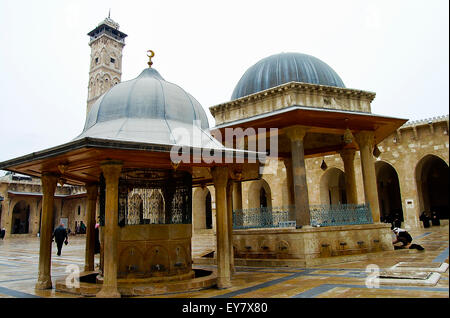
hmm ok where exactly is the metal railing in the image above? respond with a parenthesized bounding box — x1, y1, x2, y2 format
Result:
(232, 206, 291, 229)
(309, 204, 373, 227)
(232, 204, 373, 229)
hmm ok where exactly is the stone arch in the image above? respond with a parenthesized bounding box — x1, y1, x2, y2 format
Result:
(375, 161, 403, 223)
(88, 76, 95, 97)
(112, 77, 120, 86)
(247, 179, 272, 209)
(193, 187, 213, 230)
(11, 200, 30, 234)
(100, 47, 108, 64)
(109, 52, 118, 69)
(94, 73, 101, 96)
(415, 154, 449, 220)
(118, 246, 144, 276)
(320, 167, 346, 205)
(103, 73, 112, 90)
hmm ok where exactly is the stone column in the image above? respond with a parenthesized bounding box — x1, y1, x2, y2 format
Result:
(226, 180, 235, 274)
(211, 166, 231, 288)
(84, 183, 98, 272)
(355, 131, 380, 223)
(339, 148, 358, 204)
(232, 180, 243, 227)
(96, 161, 122, 298)
(282, 158, 295, 220)
(35, 172, 58, 290)
(285, 126, 310, 228)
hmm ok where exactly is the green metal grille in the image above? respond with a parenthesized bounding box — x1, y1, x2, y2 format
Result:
(309, 204, 373, 227)
(232, 204, 373, 229)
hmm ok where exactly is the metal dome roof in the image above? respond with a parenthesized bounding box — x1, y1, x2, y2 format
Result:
(231, 52, 345, 100)
(75, 68, 221, 149)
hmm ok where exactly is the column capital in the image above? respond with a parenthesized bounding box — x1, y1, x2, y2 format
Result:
(354, 131, 375, 148)
(100, 160, 123, 182)
(229, 167, 243, 181)
(41, 172, 59, 195)
(284, 125, 308, 142)
(86, 183, 99, 200)
(339, 148, 356, 160)
(211, 166, 229, 188)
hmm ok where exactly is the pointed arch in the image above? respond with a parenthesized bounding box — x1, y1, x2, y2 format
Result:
(415, 154, 449, 220)
(375, 161, 403, 223)
(193, 187, 213, 230)
(320, 167, 346, 205)
(247, 179, 272, 209)
(11, 200, 30, 234)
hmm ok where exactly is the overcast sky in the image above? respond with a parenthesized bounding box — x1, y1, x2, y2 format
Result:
(0, 0, 448, 172)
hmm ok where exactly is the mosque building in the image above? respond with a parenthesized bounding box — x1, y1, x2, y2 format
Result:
(0, 15, 448, 296)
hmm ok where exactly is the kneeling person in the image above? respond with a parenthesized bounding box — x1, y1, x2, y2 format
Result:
(392, 228, 424, 250)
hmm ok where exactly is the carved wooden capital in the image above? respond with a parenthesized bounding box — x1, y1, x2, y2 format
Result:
(354, 131, 375, 149)
(284, 125, 308, 142)
(41, 172, 59, 196)
(100, 160, 123, 185)
(86, 183, 99, 201)
(211, 166, 229, 188)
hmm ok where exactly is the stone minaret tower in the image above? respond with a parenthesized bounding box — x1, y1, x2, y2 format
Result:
(86, 15, 127, 114)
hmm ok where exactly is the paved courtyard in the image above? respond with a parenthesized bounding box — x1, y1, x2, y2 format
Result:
(0, 225, 448, 299)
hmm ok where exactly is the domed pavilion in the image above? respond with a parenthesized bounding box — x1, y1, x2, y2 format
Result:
(207, 52, 408, 265)
(0, 53, 261, 297)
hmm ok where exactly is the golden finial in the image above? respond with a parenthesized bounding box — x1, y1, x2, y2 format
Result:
(147, 50, 155, 68)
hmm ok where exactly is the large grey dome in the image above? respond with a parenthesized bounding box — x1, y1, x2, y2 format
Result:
(231, 52, 345, 100)
(76, 68, 221, 149)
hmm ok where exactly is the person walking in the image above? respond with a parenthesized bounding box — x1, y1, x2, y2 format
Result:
(52, 223, 68, 256)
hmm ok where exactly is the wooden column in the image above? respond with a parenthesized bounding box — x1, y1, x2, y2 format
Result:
(285, 126, 310, 228)
(211, 166, 231, 288)
(84, 183, 98, 272)
(96, 160, 122, 298)
(339, 148, 358, 204)
(355, 131, 380, 223)
(35, 172, 58, 290)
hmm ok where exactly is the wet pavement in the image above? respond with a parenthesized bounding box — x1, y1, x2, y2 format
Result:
(0, 225, 448, 299)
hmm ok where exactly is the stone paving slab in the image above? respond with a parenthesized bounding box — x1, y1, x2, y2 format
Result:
(390, 262, 449, 273)
(0, 226, 448, 298)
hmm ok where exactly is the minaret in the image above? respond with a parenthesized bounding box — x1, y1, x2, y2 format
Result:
(86, 14, 127, 114)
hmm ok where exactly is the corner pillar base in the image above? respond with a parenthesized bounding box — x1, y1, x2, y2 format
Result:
(96, 286, 121, 298)
(35, 278, 52, 290)
(216, 277, 231, 289)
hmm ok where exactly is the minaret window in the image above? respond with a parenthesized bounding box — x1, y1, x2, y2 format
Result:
(110, 57, 116, 64)
(95, 57, 99, 64)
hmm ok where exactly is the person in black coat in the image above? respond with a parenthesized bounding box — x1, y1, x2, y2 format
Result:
(52, 223, 68, 256)
(431, 211, 440, 226)
(419, 211, 430, 228)
(392, 227, 424, 250)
